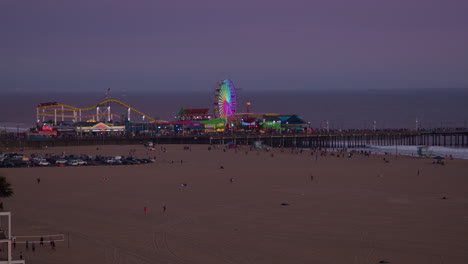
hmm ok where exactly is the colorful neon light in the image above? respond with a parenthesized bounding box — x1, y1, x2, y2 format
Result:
(214, 79, 237, 119)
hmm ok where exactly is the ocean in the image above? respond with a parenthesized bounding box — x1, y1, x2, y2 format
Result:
(353, 145, 468, 159)
(0, 88, 467, 131)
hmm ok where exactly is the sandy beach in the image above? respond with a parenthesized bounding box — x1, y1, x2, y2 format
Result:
(2, 144, 468, 264)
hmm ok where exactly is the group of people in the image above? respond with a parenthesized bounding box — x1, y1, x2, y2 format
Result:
(13, 235, 56, 260)
(13, 236, 55, 251)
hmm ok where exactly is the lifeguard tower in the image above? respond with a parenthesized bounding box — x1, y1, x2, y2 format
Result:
(0, 212, 25, 264)
(417, 146, 437, 157)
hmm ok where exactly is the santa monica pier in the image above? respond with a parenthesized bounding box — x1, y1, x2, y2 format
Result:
(1, 80, 468, 149)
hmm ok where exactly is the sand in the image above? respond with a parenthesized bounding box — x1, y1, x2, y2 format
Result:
(2, 144, 468, 264)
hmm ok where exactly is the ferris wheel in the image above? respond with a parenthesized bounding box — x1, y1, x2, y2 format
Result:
(213, 79, 237, 119)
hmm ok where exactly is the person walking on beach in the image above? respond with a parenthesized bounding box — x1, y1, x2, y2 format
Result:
(163, 205, 167, 213)
(40, 236, 44, 246)
(25, 241, 29, 250)
(37, 178, 41, 184)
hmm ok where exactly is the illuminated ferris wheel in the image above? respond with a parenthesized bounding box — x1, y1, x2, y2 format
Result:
(213, 79, 237, 119)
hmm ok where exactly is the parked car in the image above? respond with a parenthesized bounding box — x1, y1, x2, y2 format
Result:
(36, 159, 50, 166)
(1, 160, 16, 167)
(66, 160, 79, 166)
(76, 159, 87, 165)
(112, 159, 123, 165)
(55, 159, 67, 164)
(10, 154, 24, 160)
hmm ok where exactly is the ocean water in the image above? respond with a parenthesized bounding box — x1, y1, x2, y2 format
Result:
(1, 88, 467, 131)
(352, 145, 468, 160)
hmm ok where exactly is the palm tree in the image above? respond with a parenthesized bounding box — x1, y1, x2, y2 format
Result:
(0, 175, 14, 210)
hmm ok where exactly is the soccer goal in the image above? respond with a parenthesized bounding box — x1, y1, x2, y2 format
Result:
(14, 234, 65, 244)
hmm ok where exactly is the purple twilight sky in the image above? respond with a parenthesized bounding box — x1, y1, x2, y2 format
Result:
(1, 0, 467, 92)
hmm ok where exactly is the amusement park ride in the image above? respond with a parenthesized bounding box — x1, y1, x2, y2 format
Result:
(34, 79, 303, 133)
(36, 79, 241, 126)
(213, 79, 237, 120)
(36, 99, 157, 125)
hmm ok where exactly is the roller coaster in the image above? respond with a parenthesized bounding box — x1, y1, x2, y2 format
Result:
(36, 99, 157, 124)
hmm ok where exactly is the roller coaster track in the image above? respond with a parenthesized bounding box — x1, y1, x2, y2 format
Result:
(37, 99, 157, 122)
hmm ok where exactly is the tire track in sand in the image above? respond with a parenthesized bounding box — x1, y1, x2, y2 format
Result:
(73, 231, 154, 264)
(164, 232, 248, 264)
(152, 231, 189, 264)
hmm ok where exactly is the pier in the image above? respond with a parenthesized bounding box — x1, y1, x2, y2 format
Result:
(1, 130, 468, 149)
(207, 130, 468, 148)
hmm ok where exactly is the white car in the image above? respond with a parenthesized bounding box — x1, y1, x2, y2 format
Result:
(66, 160, 79, 166)
(55, 159, 67, 164)
(76, 159, 87, 165)
(12, 155, 24, 160)
(37, 159, 50, 166)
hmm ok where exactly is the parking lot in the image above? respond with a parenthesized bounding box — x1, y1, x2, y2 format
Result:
(0, 152, 155, 168)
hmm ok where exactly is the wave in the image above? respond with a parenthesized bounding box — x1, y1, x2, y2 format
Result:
(354, 145, 468, 160)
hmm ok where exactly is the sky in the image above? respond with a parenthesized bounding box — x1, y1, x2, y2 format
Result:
(1, 0, 467, 93)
